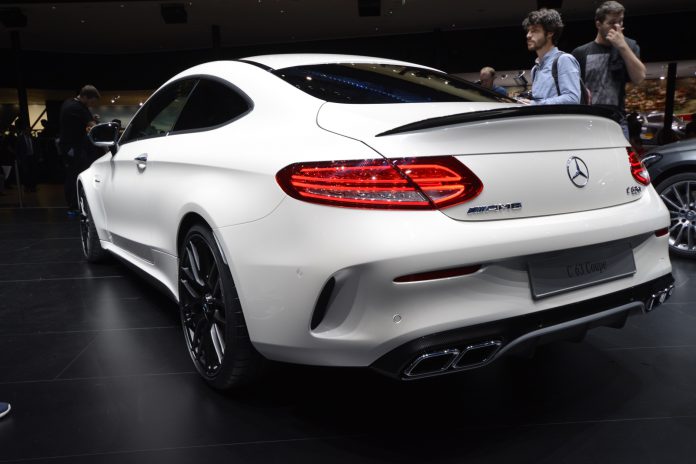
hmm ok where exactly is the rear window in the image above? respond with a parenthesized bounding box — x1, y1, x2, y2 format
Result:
(272, 63, 512, 104)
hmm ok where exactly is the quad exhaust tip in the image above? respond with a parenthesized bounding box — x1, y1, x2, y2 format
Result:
(644, 284, 675, 312)
(404, 341, 502, 378)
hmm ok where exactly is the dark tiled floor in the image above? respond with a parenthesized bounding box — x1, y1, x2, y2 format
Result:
(0, 184, 67, 209)
(1, 207, 695, 463)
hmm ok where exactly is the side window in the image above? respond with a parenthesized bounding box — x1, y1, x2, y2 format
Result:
(172, 78, 250, 133)
(121, 79, 197, 144)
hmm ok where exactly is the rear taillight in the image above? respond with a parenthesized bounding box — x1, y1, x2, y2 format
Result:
(628, 148, 650, 186)
(276, 156, 483, 209)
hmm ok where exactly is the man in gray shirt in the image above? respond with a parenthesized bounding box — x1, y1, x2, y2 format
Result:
(572, 1, 645, 134)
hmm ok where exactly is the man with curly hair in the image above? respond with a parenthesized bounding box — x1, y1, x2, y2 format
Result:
(522, 8, 581, 105)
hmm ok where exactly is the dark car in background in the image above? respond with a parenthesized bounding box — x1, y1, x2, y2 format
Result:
(638, 112, 687, 144)
(643, 138, 696, 258)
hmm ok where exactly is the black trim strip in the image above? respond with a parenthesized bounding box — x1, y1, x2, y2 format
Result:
(375, 104, 623, 137)
(238, 59, 274, 71)
(106, 250, 178, 303)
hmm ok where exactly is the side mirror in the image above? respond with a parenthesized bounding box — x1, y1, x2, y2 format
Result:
(88, 122, 120, 155)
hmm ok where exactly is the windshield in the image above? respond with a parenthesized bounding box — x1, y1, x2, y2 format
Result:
(272, 63, 513, 104)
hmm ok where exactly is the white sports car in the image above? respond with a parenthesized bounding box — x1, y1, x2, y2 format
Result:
(80, 54, 674, 389)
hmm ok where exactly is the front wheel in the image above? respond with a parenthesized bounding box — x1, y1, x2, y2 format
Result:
(78, 188, 108, 263)
(656, 172, 696, 259)
(178, 224, 264, 390)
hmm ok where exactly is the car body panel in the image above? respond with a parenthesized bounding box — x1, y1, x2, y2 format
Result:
(645, 138, 696, 185)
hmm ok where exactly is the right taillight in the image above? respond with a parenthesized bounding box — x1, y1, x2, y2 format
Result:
(628, 148, 650, 186)
(276, 156, 483, 210)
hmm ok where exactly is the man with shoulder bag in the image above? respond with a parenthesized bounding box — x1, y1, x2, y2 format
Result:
(520, 8, 582, 106)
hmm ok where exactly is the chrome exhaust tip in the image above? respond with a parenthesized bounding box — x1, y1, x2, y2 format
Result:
(452, 340, 502, 370)
(644, 284, 675, 312)
(403, 349, 459, 377)
(403, 340, 503, 378)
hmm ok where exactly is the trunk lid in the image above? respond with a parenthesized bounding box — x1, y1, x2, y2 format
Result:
(317, 102, 640, 221)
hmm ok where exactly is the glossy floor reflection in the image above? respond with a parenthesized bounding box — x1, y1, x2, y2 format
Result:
(1, 207, 695, 463)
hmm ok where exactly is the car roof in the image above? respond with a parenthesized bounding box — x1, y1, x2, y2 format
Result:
(238, 53, 442, 72)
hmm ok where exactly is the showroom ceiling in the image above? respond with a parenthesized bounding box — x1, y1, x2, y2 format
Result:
(0, 0, 695, 53)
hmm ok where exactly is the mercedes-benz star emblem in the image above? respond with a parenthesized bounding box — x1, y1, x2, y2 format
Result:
(567, 156, 589, 188)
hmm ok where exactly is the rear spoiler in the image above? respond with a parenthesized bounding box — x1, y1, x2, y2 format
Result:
(375, 105, 623, 137)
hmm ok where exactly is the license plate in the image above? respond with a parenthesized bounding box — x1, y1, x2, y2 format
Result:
(528, 242, 636, 299)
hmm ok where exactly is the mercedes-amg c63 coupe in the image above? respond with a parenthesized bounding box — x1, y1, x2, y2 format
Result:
(80, 54, 674, 390)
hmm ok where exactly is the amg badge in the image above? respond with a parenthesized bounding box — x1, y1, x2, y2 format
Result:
(467, 202, 523, 215)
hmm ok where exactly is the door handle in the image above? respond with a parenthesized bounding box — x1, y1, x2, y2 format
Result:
(134, 154, 148, 170)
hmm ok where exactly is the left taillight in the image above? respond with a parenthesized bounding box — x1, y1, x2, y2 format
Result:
(628, 148, 650, 186)
(276, 156, 483, 210)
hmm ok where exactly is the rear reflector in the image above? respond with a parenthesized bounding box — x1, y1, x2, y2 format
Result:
(276, 156, 483, 209)
(394, 265, 482, 283)
(655, 227, 669, 237)
(628, 148, 650, 186)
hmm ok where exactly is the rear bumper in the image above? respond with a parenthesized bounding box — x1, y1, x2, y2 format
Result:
(215, 186, 670, 368)
(371, 273, 675, 380)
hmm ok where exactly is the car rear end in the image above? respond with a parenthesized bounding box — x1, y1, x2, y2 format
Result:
(218, 58, 673, 379)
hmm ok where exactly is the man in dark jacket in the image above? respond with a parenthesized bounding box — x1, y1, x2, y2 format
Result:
(59, 85, 100, 215)
(15, 120, 37, 193)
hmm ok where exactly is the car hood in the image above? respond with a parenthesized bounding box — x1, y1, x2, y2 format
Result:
(646, 138, 696, 155)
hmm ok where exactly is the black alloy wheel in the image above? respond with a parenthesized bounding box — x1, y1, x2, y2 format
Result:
(656, 172, 696, 258)
(178, 224, 263, 389)
(78, 188, 108, 263)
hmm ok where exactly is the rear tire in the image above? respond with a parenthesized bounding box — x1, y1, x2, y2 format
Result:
(178, 224, 264, 390)
(655, 172, 696, 259)
(78, 188, 108, 263)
